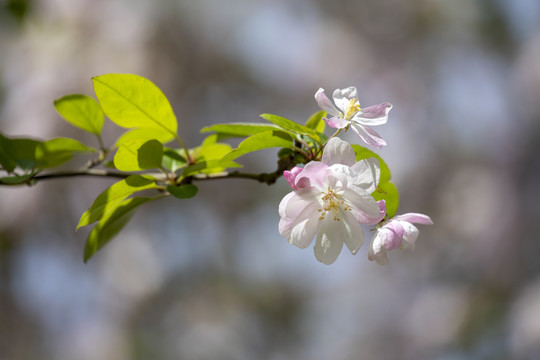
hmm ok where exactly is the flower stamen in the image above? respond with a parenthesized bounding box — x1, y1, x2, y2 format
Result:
(343, 98, 361, 120)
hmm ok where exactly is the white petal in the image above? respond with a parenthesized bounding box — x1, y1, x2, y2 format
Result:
(399, 221, 420, 251)
(278, 191, 295, 219)
(322, 137, 357, 167)
(283, 187, 319, 218)
(368, 231, 389, 265)
(315, 88, 341, 117)
(342, 210, 365, 254)
(289, 213, 320, 249)
(332, 87, 358, 111)
(313, 218, 345, 264)
(351, 158, 380, 193)
(351, 124, 387, 148)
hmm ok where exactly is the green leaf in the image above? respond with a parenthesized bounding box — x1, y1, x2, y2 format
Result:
(114, 138, 163, 171)
(54, 94, 104, 135)
(0, 133, 17, 172)
(351, 144, 391, 183)
(373, 181, 399, 218)
(0, 135, 41, 171)
(222, 130, 294, 161)
(260, 113, 320, 142)
(305, 110, 326, 133)
(0, 173, 34, 185)
(84, 196, 154, 262)
(77, 175, 158, 229)
(115, 128, 174, 148)
(167, 184, 198, 199)
(162, 148, 187, 172)
(201, 123, 281, 138)
(35, 138, 95, 169)
(92, 74, 178, 142)
(196, 142, 232, 161)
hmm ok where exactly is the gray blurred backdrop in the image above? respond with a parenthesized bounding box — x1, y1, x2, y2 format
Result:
(1, 1, 540, 359)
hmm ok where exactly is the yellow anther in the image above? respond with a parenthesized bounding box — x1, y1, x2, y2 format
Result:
(343, 98, 361, 120)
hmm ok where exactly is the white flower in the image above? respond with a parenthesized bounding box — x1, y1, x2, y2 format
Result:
(368, 213, 433, 265)
(279, 137, 386, 264)
(315, 87, 392, 148)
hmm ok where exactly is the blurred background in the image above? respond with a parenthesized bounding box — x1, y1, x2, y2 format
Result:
(1, 0, 540, 359)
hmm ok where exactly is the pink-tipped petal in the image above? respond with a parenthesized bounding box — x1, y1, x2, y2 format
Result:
(315, 88, 341, 117)
(375, 200, 387, 223)
(342, 187, 381, 224)
(351, 124, 387, 148)
(324, 116, 349, 129)
(395, 213, 433, 225)
(322, 137, 357, 167)
(355, 102, 392, 126)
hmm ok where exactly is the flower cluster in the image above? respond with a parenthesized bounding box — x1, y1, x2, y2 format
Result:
(278, 87, 432, 265)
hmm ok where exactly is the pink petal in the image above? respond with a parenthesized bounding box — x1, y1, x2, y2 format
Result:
(295, 161, 328, 189)
(382, 222, 404, 250)
(324, 116, 349, 129)
(322, 137, 357, 167)
(315, 88, 341, 117)
(395, 213, 433, 225)
(355, 102, 392, 126)
(350, 124, 387, 148)
(283, 166, 303, 190)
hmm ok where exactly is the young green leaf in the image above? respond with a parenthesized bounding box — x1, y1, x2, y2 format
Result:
(54, 94, 104, 135)
(201, 123, 281, 138)
(222, 130, 294, 161)
(373, 181, 400, 218)
(92, 74, 178, 142)
(167, 184, 198, 199)
(115, 128, 174, 148)
(77, 175, 159, 229)
(162, 148, 187, 172)
(351, 144, 391, 183)
(84, 196, 154, 262)
(305, 110, 326, 133)
(35, 138, 95, 169)
(114, 138, 163, 171)
(260, 113, 320, 142)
